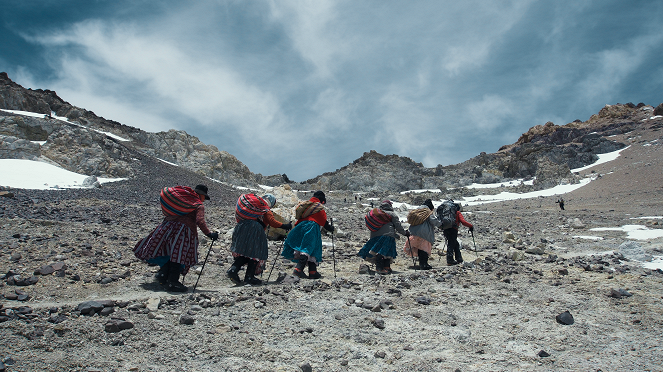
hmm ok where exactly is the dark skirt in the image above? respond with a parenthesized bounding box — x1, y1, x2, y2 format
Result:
(281, 220, 323, 263)
(230, 220, 269, 260)
(358, 235, 398, 260)
(133, 220, 198, 275)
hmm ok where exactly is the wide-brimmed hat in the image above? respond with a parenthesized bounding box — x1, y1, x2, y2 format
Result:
(194, 184, 210, 200)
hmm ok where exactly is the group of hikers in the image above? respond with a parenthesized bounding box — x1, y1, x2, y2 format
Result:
(133, 185, 473, 292)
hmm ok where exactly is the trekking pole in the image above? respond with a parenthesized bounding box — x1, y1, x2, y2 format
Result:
(406, 235, 417, 271)
(331, 218, 337, 279)
(267, 237, 285, 283)
(193, 239, 215, 293)
(471, 230, 478, 258)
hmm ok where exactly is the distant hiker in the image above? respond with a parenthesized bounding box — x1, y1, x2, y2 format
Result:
(358, 200, 408, 274)
(557, 198, 565, 210)
(437, 200, 473, 266)
(355, 195, 357, 201)
(281, 191, 334, 279)
(133, 185, 218, 292)
(403, 199, 441, 270)
(227, 194, 292, 285)
(370, 201, 374, 208)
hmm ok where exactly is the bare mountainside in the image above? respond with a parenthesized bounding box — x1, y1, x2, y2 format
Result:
(1, 72, 663, 371)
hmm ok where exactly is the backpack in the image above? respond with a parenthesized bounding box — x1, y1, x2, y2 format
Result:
(407, 207, 433, 226)
(235, 193, 270, 222)
(365, 208, 392, 231)
(437, 200, 459, 230)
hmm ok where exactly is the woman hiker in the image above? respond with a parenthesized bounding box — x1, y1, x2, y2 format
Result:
(281, 191, 334, 279)
(403, 199, 441, 270)
(358, 200, 409, 274)
(133, 184, 219, 292)
(227, 193, 292, 285)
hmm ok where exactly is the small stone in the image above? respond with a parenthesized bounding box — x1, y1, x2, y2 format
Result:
(416, 296, 431, 305)
(558, 268, 568, 275)
(299, 362, 312, 372)
(371, 304, 381, 312)
(374, 351, 386, 358)
(372, 318, 385, 329)
(104, 322, 121, 333)
(118, 321, 134, 330)
(4, 293, 18, 300)
(358, 264, 370, 274)
(146, 298, 160, 312)
(99, 307, 114, 316)
(538, 350, 550, 357)
(556, 310, 574, 325)
(340, 360, 348, 366)
(36, 265, 55, 276)
(78, 301, 104, 315)
(180, 314, 195, 325)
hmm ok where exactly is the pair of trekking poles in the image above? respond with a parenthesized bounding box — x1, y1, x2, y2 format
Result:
(406, 229, 478, 269)
(264, 218, 338, 281)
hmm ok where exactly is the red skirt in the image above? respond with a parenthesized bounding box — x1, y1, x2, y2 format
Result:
(133, 220, 198, 275)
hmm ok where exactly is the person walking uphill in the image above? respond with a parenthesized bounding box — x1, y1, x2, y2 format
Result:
(438, 199, 474, 266)
(358, 200, 408, 274)
(404, 199, 441, 270)
(227, 193, 292, 285)
(281, 191, 334, 279)
(133, 185, 219, 292)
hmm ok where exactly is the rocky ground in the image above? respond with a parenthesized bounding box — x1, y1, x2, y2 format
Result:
(2, 122, 663, 372)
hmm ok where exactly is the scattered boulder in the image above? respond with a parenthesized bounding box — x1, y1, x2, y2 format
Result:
(556, 311, 574, 325)
(608, 288, 633, 299)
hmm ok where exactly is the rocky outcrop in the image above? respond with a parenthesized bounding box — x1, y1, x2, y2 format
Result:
(0, 73, 285, 187)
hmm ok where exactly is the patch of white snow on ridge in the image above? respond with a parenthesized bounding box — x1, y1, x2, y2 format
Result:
(573, 236, 604, 241)
(643, 256, 663, 271)
(461, 177, 594, 206)
(157, 158, 178, 166)
(571, 146, 629, 173)
(630, 216, 663, 220)
(0, 159, 125, 190)
(1, 109, 131, 142)
(465, 178, 534, 189)
(590, 225, 663, 241)
(400, 189, 442, 194)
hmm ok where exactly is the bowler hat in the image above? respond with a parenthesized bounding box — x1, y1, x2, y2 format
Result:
(194, 184, 210, 200)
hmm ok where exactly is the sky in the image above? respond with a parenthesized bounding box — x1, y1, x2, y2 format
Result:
(2, 1, 662, 181)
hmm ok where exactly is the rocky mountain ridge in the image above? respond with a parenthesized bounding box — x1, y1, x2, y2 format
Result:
(304, 102, 663, 192)
(2, 72, 662, 194)
(0, 72, 285, 188)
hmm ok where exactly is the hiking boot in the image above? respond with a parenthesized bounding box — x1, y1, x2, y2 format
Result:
(419, 251, 433, 270)
(244, 260, 262, 285)
(227, 257, 247, 285)
(293, 255, 308, 278)
(447, 260, 458, 266)
(155, 264, 169, 285)
(164, 262, 187, 292)
(376, 256, 390, 275)
(293, 268, 308, 278)
(226, 266, 241, 285)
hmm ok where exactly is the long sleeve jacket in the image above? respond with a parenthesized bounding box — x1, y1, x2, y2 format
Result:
(409, 207, 442, 244)
(369, 210, 406, 239)
(164, 205, 211, 237)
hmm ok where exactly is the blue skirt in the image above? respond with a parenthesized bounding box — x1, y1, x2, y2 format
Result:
(281, 220, 323, 263)
(358, 235, 397, 260)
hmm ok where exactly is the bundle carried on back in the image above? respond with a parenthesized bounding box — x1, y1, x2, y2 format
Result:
(365, 208, 393, 231)
(407, 207, 433, 226)
(160, 186, 203, 216)
(295, 200, 325, 220)
(236, 193, 270, 222)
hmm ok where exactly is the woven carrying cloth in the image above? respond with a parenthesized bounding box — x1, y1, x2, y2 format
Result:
(365, 207, 393, 232)
(235, 194, 270, 222)
(407, 208, 433, 226)
(160, 186, 203, 216)
(295, 200, 325, 220)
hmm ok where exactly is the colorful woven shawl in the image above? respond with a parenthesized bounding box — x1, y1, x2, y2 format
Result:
(407, 207, 433, 226)
(160, 186, 203, 216)
(365, 207, 393, 232)
(235, 193, 270, 222)
(295, 200, 325, 220)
